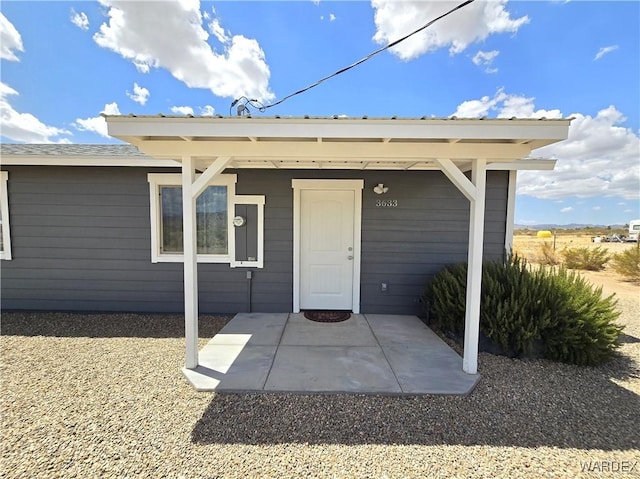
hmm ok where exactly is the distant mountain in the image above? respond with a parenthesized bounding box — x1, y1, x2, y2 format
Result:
(514, 223, 627, 230)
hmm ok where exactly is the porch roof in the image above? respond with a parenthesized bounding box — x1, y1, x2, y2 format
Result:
(104, 115, 571, 172)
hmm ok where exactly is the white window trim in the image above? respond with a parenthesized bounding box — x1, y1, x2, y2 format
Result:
(0, 171, 11, 260)
(147, 173, 237, 264)
(231, 195, 265, 269)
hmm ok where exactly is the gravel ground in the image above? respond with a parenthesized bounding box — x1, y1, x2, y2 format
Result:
(1, 302, 639, 479)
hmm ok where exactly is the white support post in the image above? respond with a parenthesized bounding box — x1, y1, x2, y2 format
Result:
(505, 170, 517, 253)
(463, 158, 487, 375)
(182, 156, 199, 369)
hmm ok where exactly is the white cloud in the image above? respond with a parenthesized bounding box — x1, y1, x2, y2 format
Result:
(499, 94, 562, 119)
(371, 0, 528, 60)
(330, 13, 336, 22)
(594, 45, 618, 61)
(73, 102, 120, 138)
(208, 17, 229, 43)
(560, 207, 573, 213)
(452, 91, 640, 201)
(451, 94, 502, 118)
(451, 88, 562, 119)
(200, 105, 215, 116)
(0, 13, 24, 61)
(70, 9, 89, 31)
(525, 106, 640, 200)
(170, 106, 194, 116)
(472, 49, 499, 73)
(0, 83, 71, 143)
(126, 83, 149, 105)
(592, 206, 602, 211)
(93, 0, 273, 101)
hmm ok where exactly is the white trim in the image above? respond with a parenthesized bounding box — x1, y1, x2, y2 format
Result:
(136, 140, 533, 162)
(291, 179, 364, 314)
(505, 171, 517, 252)
(106, 116, 572, 153)
(0, 171, 12, 260)
(1, 156, 180, 167)
(231, 195, 265, 269)
(147, 173, 237, 263)
(0, 154, 560, 172)
(487, 159, 557, 171)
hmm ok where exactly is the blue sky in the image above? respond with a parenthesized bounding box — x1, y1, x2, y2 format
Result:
(1, 0, 639, 226)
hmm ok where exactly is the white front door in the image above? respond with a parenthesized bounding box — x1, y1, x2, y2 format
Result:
(300, 189, 355, 310)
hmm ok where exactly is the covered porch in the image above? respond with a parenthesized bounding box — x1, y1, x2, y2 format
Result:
(183, 312, 479, 395)
(105, 115, 571, 380)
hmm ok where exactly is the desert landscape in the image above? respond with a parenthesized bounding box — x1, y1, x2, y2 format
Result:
(513, 231, 639, 303)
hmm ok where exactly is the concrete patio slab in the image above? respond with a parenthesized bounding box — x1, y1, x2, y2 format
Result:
(183, 344, 277, 391)
(365, 314, 447, 346)
(207, 312, 288, 346)
(264, 345, 401, 393)
(380, 344, 478, 394)
(182, 313, 479, 395)
(280, 313, 378, 346)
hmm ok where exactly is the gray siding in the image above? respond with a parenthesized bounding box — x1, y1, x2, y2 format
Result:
(1, 166, 508, 315)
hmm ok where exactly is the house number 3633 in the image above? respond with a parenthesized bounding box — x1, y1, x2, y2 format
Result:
(376, 199, 398, 207)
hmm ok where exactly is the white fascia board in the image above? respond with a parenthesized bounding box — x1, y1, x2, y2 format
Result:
(487, 159, 557, 170)
(1, 156, 180, 167)
(106, 116, 571, 143)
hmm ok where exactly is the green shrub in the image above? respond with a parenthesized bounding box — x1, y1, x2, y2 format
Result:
(539, 268, 622, 365)
(423, 254, 623, 366)
(561, 246, 611, 271)
(611, 244, 640, 282)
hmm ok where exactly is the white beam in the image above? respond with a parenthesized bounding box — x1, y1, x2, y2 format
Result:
(487, 159, 557, 171)
(505, 170, 517, 252)
(463, 158, 487, 375)
(191, 156, 232, 199)
(182, 156, 199, 369)
(434, 158, 476, 201)
(134, 140, 532, 161)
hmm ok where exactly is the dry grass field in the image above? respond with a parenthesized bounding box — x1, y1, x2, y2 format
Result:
(513, 233, 640, 302)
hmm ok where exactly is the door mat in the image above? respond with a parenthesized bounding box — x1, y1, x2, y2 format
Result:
(303, 311, 351, 323)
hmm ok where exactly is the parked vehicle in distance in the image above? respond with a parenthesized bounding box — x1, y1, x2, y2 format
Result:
(627, 219, 640, 242)
(593, 234, 626, 243)
(605, 234, 625, 242)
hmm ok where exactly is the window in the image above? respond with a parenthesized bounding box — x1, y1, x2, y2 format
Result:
(0, 171, 11, 260)
(148, 173, 237, 263)
(159, 185, 229, 255)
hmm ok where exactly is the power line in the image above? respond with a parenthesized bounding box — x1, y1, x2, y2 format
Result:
(231, 0, 476, 115)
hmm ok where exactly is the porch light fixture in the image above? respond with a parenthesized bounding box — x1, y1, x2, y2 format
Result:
(373, 183, 389, 195)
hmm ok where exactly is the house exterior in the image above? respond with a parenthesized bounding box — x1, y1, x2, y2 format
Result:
(0, 116, 571, 374)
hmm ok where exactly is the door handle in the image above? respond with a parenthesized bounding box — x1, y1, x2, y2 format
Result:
(347, 255, 354, 260)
